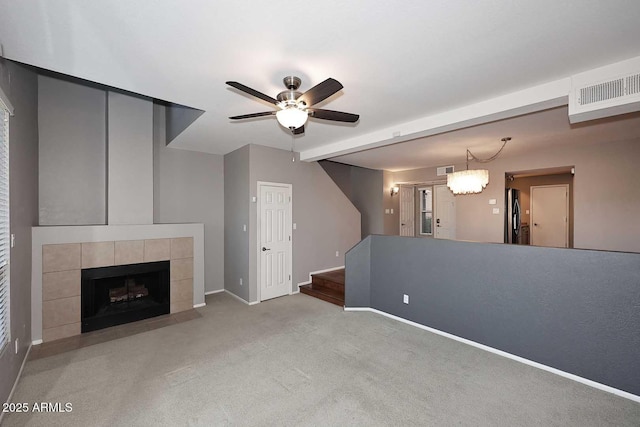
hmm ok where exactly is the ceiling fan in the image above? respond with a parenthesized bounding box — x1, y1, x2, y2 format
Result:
(226, 76, 359, 135)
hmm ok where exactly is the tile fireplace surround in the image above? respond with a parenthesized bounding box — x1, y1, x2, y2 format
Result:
(32, 224, 205, 344)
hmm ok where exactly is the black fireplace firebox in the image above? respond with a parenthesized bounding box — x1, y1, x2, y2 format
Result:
(81, 261, 170, 333)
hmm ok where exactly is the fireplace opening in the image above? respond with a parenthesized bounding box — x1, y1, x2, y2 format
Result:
(81, 261, 170, 333)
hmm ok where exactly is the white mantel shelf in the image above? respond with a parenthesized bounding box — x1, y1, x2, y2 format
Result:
(31, 223, 205, 343)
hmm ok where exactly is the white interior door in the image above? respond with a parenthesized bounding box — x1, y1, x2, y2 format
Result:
(530, 184, 568, 248)
(399, 186, 415, 236)
(435, 184, 456, 239)
(259, 183, 292, 301)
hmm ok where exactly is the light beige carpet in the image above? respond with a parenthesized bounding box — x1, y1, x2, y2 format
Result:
(3, 292, 639, 426)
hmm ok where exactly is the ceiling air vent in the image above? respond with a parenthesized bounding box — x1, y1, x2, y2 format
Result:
(437, 165, 454, 176)
(569, 56, 640, 124)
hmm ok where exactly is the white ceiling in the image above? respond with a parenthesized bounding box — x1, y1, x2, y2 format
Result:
(1, 1, 640, 161)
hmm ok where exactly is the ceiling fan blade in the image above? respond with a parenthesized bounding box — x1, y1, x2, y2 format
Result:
(307, 108, 359, 123)
(229, 111, 276, 120)
(292, 125, 305, 135)
(297, 78, 343, 107)
(226, 81, 278, 105)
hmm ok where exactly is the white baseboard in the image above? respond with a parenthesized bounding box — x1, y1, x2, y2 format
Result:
(0, 343, 32, 425)
(193, 303, 206, 308)
(31, 339, 42, 346)
(290, 290, 300, 295)
(224, 290, 259, 305)
(204, 289, 224, 295)
(297, 265, 345, 290)
(344, 306, 640, 403)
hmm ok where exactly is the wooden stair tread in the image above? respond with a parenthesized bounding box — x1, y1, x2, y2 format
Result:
(299, 284, 344, 306)
(312, 269, 345, 285)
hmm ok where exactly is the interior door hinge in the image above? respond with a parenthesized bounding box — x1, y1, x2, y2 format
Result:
(289, 235, 291, 241)
(289, 274, 291, 281)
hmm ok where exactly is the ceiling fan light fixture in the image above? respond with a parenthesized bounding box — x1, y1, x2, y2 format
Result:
(276, 107, 308, 129)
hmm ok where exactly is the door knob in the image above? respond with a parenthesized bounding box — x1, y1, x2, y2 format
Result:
(262, 247, 270, 251)
(533, 223, 538, 226)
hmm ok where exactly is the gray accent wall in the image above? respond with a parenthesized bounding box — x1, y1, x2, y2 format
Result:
(107, 92, 153, 225)
(38, 75, 106, 225)
(345, 235, 640, 396)
(165, 103, 205, 144)
(224, 145, 251, 301)
(0, 60, 39, 406)
(153, 104, 224, 292)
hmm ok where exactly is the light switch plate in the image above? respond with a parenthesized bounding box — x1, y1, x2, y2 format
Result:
(489, 199, 497, 205)
(492, 207, 500, 214)
(390, 209, 394, 214)
(385, 209, 390, 214)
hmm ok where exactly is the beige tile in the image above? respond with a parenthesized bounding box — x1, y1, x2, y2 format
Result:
(42, 323, 81, 343)
(43, 296, 81, 329)
(144, 239, 171, 262)
(171, 237, 193, 259)
(170, 299, 192, 314)
(115, 240, 144, 265)
(171, 278, 193, 303)
(42, 244, 81, 273)
(170, 258, 193, 281)
(82, 241, 115, 268)
(43, 270, 81, 301)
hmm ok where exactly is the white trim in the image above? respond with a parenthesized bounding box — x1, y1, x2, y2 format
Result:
(204, 289, 225, 295)
(0, 343, 31, 425)
(344, 307, 640, 403)
(296, 265, 345, 291)
(224, 289, 259, 306)
(256, 181, 293, 302)
(193, 303, 206, 308)
(290, 290, 300, 295)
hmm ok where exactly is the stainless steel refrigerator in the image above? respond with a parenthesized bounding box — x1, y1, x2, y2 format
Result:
(504, 188, 521, 244)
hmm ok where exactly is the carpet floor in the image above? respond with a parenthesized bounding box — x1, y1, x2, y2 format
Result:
(3, 292, 639, 426)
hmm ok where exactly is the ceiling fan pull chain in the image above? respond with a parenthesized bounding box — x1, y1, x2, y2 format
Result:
(291, 130, 295, 162)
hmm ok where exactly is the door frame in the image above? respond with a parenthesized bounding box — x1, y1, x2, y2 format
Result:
(530, 184, 569, 248)
(256, 181, 293, 302)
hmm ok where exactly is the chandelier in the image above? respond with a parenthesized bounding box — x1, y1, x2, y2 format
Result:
(447, 137, 511, 195)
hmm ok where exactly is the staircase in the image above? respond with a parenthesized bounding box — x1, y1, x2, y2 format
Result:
(299, 269, 345, 306)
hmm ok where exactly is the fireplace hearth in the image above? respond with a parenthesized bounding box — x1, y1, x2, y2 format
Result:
(81, 261, 170, 332)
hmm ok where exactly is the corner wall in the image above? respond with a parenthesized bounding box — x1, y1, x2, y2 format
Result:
(153, 104, 225, 292)
(222, 145, 360, 303)
(0, 60, 39, 406)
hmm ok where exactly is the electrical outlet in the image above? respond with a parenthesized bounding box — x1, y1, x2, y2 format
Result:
(10, 233, 15, 248)
(403, 294, 409, 304)
(14, 338, 18, 354)
(335, 251, 339, 257)
(293, 223, 297, 230)
(243, 224, 246, 232)
(492, 207, 500, 214)
(239, 278, 243, 286)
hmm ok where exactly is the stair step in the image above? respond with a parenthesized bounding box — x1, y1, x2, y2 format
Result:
(312, 269, 345, 285)
(311, 276, 344, 293)
(299, 284, 344, 306)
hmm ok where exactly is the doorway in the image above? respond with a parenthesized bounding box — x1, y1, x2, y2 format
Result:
(399, 186, 415, 236)
(530, 184, 569, 248)
(505, 167, 574, 248)
(434, 184, 456, 239)
(257, 182, 293, 301)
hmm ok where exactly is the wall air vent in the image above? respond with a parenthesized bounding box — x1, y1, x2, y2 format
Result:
(569, 56, 640, 124)
(437, 165, 454, 176)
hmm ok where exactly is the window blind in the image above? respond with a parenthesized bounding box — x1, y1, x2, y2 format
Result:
(0, 106, 9, 352)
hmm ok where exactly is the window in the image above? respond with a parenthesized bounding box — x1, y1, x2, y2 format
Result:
(0, 105, 9, 352)
(419, 187, 432, 235)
